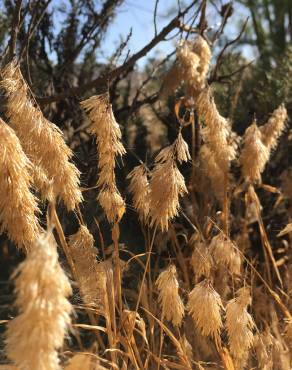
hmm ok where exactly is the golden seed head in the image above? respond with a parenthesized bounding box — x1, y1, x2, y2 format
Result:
(0, 118, 40, 250)
(6, 232, 72, 370)
(156, 265, 185, 327)
(177, 35, 211, 92)
(210, 233, 241, 275)
(197, 87, 236, 171)
(0, 61, 82, 211)
(149, 135, 189, 231)
(187, 279, 224, 339)
(190, 237, 213, 280)
(80, 94, 126, 223)
(240, 121, 270, 183)
(260, 104, 287, 150)
(226, 287, 254, 362)
(69, 225, 106, 310)
(127, 164, 150, 222)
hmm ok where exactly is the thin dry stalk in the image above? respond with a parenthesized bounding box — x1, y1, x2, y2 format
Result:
(142, 307, 193, 370)
(247, 185, 282, 286)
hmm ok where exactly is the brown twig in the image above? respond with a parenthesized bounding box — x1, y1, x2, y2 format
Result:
(8, 0, 23, 62)
(209, 17, 249, 83)
(211, 2, 234, 43)
(213, 60, 254, 83)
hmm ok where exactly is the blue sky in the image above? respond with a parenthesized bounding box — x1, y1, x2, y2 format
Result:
(104, 0, 180, 65)
(50, 0, 255, 68)
(102, 0, 254, 67)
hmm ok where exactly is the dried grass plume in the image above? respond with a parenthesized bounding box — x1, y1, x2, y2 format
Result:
(156, 265, 185, 327)
(149, 133, 190, 231)
(6, 232, 72, 370)
(81, 94, 126, 223)
(226, 287, 255, 368)
(0, 61, 82, 211)
(69, 225, 106, 311)
(187, 279, 224, 339)
(189, 235, 213, 280)
(127, 164, 150, 222)
(0, 118, 40, 250)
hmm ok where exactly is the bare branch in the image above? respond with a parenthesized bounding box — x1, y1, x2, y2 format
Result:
(209, 17, 249, 83)
(214, 60, 254, 83)
(37, 0, 197, 105)
(116, 92, 159, 120)
(8, 0, 23, 61)
(153, 0, 160, 36)
(19, 0, 52, 61)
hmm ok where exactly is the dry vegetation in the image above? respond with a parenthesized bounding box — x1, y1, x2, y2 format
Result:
(0, 2, 292, 370)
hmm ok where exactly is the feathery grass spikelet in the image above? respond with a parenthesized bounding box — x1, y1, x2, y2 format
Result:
(127, 164, 150, 222)
(226, 287, 254, 367)
(149, 133, 189, 231)
(65, 354, 107, 370)
(240, 105, 287, 184)
(156, 265, 185, 327)
(187, 279, 224, 339)
(177, 40, 200, 84)
(209, 233, 241, 275)
(98, 188, 125, 224)
(196, 87, 236, 171)
(192, 36, 211, 78)
(0, 118, 40, 250)
(149, 156, 186, 230)
(240, 121, 270, 183)
(0, 62, 82, 211)
(6, 232, 72, 370)
(260, 104, 287, 150)
(177, 36, 211, 93)
(80, 94, 126, 223)
(175, 132, 192, 163)
(254, 331, 273, 370)
(69, 225, 106, 310)
(189, 235, 212, 280)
